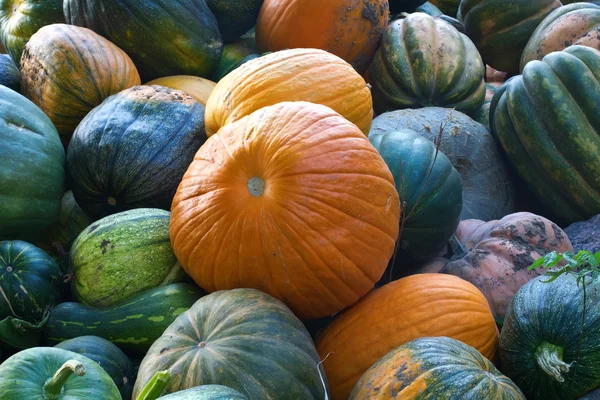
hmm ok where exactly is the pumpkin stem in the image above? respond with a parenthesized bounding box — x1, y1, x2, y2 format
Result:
(43, 360, 86, 399)
(448, 235, 468, 258)
(135, 370, 171, 400)
(535, 342, 570, 383)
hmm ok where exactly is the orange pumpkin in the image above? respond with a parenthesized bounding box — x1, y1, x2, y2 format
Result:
(315, 273, 499, 400)
(144, 75, 216, 106)
(170, 102, 400, 320)
(256, 0, 389, 73)
(204, 48, 374, 137)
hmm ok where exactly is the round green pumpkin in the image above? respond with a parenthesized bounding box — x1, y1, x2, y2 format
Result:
(206, 0, 263, 43)
(64, 0, 223, 81)
(132, 288, 328, 399)
(0, 0, 64, 63)
(351, 337, 525, 399)
(367, 12, 485, 116)
(490, 45, 600, 225)
(70, 208, 184, 308)
(500, 273, 600, 399)
(67, 85, 207, 219)
(213, 38, 259, 81)
(55, 335, 135, 400)
(390, 0, 426, 13)
(0, 85, 65, 240)
(370, 107, 514, 221)
(137, 373, 248, 400)
(369, 129, 462, 263)
(459, 0, 561, 73)
(0, 54, 19, 92)
(0, 347, 120, 399)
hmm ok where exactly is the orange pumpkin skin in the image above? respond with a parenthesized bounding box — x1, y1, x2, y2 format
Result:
(204, 48, 374, 137)
(256, 0, 389, 73)
(170, 101, 400, 320)
(315, 273, 499, 400)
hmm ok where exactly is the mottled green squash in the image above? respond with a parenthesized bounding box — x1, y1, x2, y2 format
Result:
(473, 82, 502, 130)
(212, 38, 259, 81)
(206, 0, 263, 43)
(0, 54, 19, 92)
(390, 0, 426, 13)
(137, 372, 248, 400)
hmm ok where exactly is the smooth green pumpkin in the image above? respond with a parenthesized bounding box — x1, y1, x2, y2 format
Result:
(67, 86, 207, 219)
(0, 347, 120, 399)
(212, 38, 259, 81)
(137, 371, 248, 400)
(64, 0, 223, 81)
(0, 54, 18, 91)
(206, 0, 263, 43)
(367, 12, 485, 116)
(0, 0, 64, 63)
(0, 85, 65, 240)
(70, 208, 184, 308)
(490, 45, 600, 225)
(369, 129, 462, 263)
(370, 107, 514, 221)
(500, 273, 600, 399)
(132, 289, 328, 399)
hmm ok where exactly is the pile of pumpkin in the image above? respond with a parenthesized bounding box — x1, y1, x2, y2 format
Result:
(1, 0, 600, 399)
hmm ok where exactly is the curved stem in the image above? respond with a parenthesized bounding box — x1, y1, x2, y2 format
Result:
(535, 342, 570, 383)
(43, 360, 86, 399)
(448, 234, 468, 259)
(135, 370, 171, 400)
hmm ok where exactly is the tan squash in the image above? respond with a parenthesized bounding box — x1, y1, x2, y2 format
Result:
(145, 75, 216, 106)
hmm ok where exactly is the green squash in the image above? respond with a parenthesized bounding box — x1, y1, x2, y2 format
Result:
(55, 336, 135, 400)
(0, 85, 65, 240)
(390, 0, 426, 13)
(67, 86, 207, 219)
(70, 208, 184, 307)
(415, 2, 444, 16)
(370, 107, 514, 221)
(459, 0, 561, 73)
(132, 289, 328, 399)
(351, 337, 525, 399)
(473, 82, 502, 131)
(429, 0, 461, 17)
(0, 54, 19, 92)
(369, 130, 462, 263)
(0, 347, 120, 399)
(490, 45, 600, 225)
(500, 273, 600, 399)
(137, 371, 248, 400)
(367, 13, 485, 116)
(64, 0, 223, 81)
(212, 38, 259, 81)
(206, 0, 263, 43)
(0, 0, 64, 63)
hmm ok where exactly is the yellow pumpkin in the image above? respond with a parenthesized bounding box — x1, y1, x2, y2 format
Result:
(145, 75, 216, 106)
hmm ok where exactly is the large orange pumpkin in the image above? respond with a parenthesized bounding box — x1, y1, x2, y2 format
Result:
(315, 273, 499, 400)
(170, 102, 400, 320)
(256, 0, 389, 73)
(204, 48, 374, 137)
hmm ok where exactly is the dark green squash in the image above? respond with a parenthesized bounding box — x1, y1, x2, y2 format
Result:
(0, 85, 65, 240)
(206, 0, 263, 43)
(429, 0, 461, 17)
(212, 38, 259, 81)
(64, 0, 223, 81)
(370, 107, 514, 221)
(55, 336, 135, 400)
(473, 82, 502, 131)
(390, 0, 426, 13)
(132, 288, 328, 399)
(370, 130, 462, 263)
(0, 54, 19, 92)
(67, 85, 207, 219)
(367, 13, 485, 116)
(500, 273, 600, 399)
(0, 347, 120, 399)
(0, 0, 64, 63)
(490, 45, 600, 225)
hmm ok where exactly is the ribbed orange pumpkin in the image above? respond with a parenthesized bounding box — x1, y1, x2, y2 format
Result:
(170, 102, 400, 320)
(315, 273, 499, 400)
(204, 48, 374, 137)
(256, 0, 389, 73)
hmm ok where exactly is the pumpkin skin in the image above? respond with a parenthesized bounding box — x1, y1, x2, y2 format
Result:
(256, 0, 389, 73)
(67, 86, 207, 218)
(157, 385, 248, 399)
(459, 0, 561, 73)
(366, 13, 485, 116)
(0, 53, 19, 92)
(20, 24, 140, 145)
(315, 273, 499, 400)
(500, 274, 600, 399)
(212, 38, 258, 81)
(520, 3, 600, 71)
(132, 289, 328, 399)
(206, 0, 263, 43)
(369, 130, 463, 263)
(418, 212, 573, 324)
(350, 337, 525, 399)
(205, 48, 373, 137)
(0, 85, 65, 240)
(490, 45, 600, 225)
(64, 0, 223, 81)
(429, 0, 461, 16)
(0, 0, 64, 63)
(145, 76, 216, 106)
(171, 102, 400, 320)
(472, 82, 502, 130)
(370, 107, 514, 221)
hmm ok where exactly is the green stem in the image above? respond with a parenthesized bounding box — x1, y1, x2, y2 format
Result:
(136, 370, 171, 400)
(43, 360, 86, 399)
(535, 342, 570, 383)
(448, 235, 468, 259)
